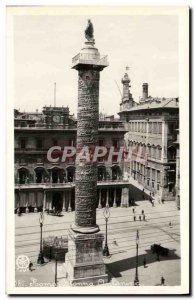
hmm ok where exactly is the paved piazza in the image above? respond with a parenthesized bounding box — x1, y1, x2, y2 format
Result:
(15, 200, 180, 287)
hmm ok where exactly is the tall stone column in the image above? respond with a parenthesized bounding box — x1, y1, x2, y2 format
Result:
(98, 189, 102, 209)
(49, 192, 52, 210)
(62, 191, 66, 212)
(106, 189, 109, 208)
(68, 190, 72, 212)
(113, 188, 117, 208)
(25, 192, 29, 213)
(65, 20, 109, 285)
(34, 191, 38, 212)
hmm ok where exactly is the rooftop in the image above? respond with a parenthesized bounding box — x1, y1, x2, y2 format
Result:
(119, 97, 179, 113)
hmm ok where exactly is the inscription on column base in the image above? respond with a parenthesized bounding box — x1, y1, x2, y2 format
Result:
(64, 229, 108, 286)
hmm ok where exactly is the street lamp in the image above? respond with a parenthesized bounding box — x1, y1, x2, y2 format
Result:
(54, 237, 62, 287)
(134, 229, 139, 286)
(37, 212, 45, 264)
(55, 249, 58, 286)
(103, 206, 110, 257)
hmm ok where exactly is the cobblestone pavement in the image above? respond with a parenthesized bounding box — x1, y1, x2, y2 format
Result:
(15, 200, 180, 287)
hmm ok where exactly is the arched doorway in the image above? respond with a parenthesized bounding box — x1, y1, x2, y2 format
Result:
(18, 168, 29, 184)
(111, 165, 121, 180)
(34, 167, 47, 183)
(48, 167, 65, 183)
(66, 167, 75, 182)
(98, 166, 106, 181)
(52, 192, 63, 212)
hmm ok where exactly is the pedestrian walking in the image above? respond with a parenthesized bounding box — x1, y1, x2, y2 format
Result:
(139, 215, 142, 221)
(169, 222, 172, 228)
(134, 215, 136, 222)
(133, 208, 135, 214)
(143, 214, 146, 221)
(29, 261, 33, 272)
(161, 276, 165, 286)
(143, 257, 146, 268)
(142, 209, 144, 215)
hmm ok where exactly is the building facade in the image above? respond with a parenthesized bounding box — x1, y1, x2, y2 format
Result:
(174, 129, 180, 209)
(14, 106, 129, 213)
(118, 72, 179, 201)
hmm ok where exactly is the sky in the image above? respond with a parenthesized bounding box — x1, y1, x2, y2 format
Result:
(13, 14, 178, 117)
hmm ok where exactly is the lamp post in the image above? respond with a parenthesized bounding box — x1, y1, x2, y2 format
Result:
(54, 237, 62, 286)
(37, 212, 45, 264)
(103, 206, 110, 257)
(134, 229, 139, 286)
(55, 250, 58, 286)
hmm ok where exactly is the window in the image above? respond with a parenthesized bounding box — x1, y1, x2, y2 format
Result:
(53, 139, 58, 146)
(158, 122, 162, 134)
(68, 139, 75, 146)
(153, 122, 158, 134)
(135, 122, 137, 132)
(36, 138, 43, 150)
(147, 179, 150, 186)
(147, 167, 150, 178)
(99, 139, 104, 146)
(143, 123, 146, 132)
(148, 146, 151, 157)
(152, 169, 155, 181)
(157, 170, 161, 183)
(149, 123, 152, 133)
(157, 184, 159, 190)
(140, 123, 143, 133)
(138, 122, 140, 132)
(152, 181, 154, 188)
(152, 147, 156, 159)
(113, 139, 119, 149)
(20, 139, 26, 149)
(157, 147, 162, 160)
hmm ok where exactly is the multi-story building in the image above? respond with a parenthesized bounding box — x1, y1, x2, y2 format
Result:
(14, 106, 129, 213)
(118, 72, 179, 201)
(174, 129, 180, 209)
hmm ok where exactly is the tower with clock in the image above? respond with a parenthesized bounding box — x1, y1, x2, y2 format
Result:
(42, 106, 70, 128)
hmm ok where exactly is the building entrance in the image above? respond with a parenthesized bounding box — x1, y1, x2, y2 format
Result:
(52, 192, 63, 212)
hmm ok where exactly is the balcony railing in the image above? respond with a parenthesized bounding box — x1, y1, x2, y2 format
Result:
(15, 178, 129, 189)
(72, 53, 109, 68)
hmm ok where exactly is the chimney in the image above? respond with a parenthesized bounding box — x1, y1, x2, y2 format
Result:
(142, 83, 148, 101)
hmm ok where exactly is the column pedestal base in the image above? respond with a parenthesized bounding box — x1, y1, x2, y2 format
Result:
(64, 229, 108, 286)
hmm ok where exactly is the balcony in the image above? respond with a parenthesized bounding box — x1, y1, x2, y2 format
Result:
(72, 53, 109, 69)
(15, 182, 74, 190)
(15, 178, 129, 190)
